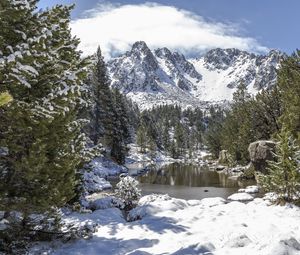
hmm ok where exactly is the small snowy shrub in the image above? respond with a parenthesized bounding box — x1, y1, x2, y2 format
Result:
(115, 176, 141, 210)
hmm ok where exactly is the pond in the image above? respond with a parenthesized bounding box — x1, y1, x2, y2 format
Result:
(120, 162, 257, 200)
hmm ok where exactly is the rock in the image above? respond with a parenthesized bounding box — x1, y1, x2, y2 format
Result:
(226, 234, 252, 248)
(228, 193, 254, 202)
(231, 167, 243, 173)
(215, 165, 226, 171)
(280, 237, 300, 251)
(245, 185, 259, 194)
(248, 140, 277, 174)
(218, 150, 229, 164)
(238, 185, 259, 194)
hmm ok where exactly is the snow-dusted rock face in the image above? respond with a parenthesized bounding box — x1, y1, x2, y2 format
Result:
(248, 140, 277, 174)
(107, 41, 284, 109)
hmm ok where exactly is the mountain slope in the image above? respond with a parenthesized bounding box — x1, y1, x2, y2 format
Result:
(107, 41, 283, 109)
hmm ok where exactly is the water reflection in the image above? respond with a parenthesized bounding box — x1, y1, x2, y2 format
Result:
(136, 163, 244, 188)
(126, 163, 256, 200)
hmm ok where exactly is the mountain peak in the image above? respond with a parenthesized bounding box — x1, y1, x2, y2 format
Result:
(108, 43, 282, 109)
(155, 47, 172, 58)
(131, 41, 150, 52)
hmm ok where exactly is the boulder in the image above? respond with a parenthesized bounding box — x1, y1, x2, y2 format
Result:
(248, 140, 276, 174)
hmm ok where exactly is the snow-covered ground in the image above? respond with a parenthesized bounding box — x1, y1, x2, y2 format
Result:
(38, 152, 299, 255)
(32, 194, 300, 255)
(80, 156, 128, 206)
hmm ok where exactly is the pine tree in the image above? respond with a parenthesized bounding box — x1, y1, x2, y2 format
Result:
(259, 128, 300, 202)
(162, 121, 170, 151)
(170, 140, 177, 159)
(220, 83, 254, 163)
(110, 133, 126, 164)
(112, 88, 131, 143)
(277, 51, 300, 140)
(148, 136, 157, 160)
(251, 87, 282, 139)
(89, 46, 114, 146)
(136, 125, 147, 153)
(205, 106, 225, 158)
(0, 2, 90, 214)
(174, 123, 185, 156)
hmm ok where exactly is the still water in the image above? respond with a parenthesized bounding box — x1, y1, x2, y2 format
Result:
(125, 162, 256, 200)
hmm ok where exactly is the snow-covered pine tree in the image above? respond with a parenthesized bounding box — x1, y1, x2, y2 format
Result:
(162, 121, 170, 152)
(174, 122, 185, 156)
(0, 2, 90, 213)
(115, 176, 141, 210)
(259, 128, 300, 202)
(89, 46, 116, 148)
(148, 136, 157, 160)
(110, 88, 133, 164)
(112, 88, 131, 143)
(89, 46, 106, 145)
(136, 125, 147, 153)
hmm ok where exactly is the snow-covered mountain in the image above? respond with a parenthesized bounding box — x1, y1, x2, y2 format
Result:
(107, 41, 283, 109)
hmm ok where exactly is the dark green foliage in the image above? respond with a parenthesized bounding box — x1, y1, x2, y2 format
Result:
(277, 50, 300, 140)
(259, 129, 300, 202)
(138, 104, 205, 157)
(204, 106, 225, 159)
(162, 121, 170, 151)
(136, 124, 147, 153)
(174, 123, 185, 156)
(206, 83, 282, 164)
(112, 88, 131, 144)
(89, 46, 114, 146)
(86, 47, 138, 164)
(251, 87, 282, 139)
(0, 2, 90, 213)
(221, 83, 254, 163)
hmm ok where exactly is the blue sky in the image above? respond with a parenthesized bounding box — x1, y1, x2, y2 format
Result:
(38, 0, 298, 57)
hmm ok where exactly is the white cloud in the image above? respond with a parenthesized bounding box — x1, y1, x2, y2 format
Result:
(71, 2, 268, 58)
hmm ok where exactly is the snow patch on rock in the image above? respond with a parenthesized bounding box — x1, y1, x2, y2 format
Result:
(228, 192, 254, 202)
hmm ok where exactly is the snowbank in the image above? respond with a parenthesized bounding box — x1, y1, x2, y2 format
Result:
(80, 156, 128, 208)
(228, 192, 254, 202)
(33, 194, 300, 255)
(238, 185, 259, 194)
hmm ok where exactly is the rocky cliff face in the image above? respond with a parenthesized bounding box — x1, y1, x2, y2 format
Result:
(107, 41, 284, 109)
